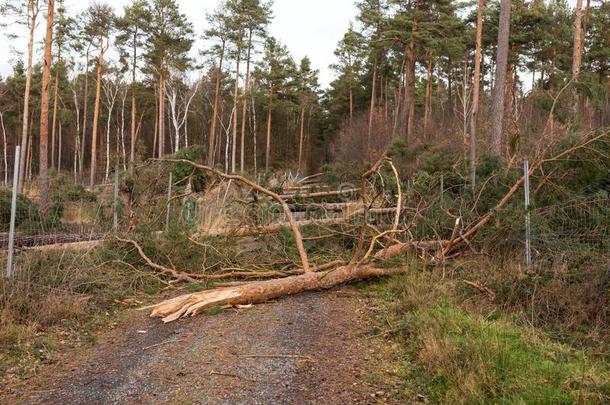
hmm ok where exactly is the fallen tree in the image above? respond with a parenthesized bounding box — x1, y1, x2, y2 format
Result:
(148, 264, 406, 323)
(145, 131, 608, 322)
(199, 207, 401, 238)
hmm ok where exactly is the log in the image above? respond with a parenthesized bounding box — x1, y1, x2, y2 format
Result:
(374, 240, 447, 259)
(149, 264, 406, 323)
(201, 207, 401, 239)
(278, 188, 360, 201)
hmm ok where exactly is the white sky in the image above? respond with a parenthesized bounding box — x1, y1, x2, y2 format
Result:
(0, 0, 358, 88)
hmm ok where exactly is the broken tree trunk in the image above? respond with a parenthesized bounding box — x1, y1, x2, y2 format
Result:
(149, 264, 406, 323)
(200, 208, 401, 239)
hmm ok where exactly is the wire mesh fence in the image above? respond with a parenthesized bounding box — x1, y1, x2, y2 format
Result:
(531, 196, 610, 268)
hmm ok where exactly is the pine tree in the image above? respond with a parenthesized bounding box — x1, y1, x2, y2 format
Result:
(296, 56, 319, 173)
(50, 0, 72, 170)
(490, 0, 511, 156)
(0, 0, 42, 192)
(469, 0, 484, 188)
(144, 0, 193, 157)
(255, 37, 296, 171)
(331, 24, 366, 123)
(116, 0, 150, 170)
(204, 4, 231, 167)
(83, 3, 113, 186)
(38, 0, 55, 217)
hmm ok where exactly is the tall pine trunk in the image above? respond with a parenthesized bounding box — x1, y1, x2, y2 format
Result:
(405, 16, 417, 143)
(423, 55, 433, 139)
(469, 0, 484, 188)
(90, 45, 104, 187)
(490, 0, 511, 156)
(298, 105, 306, 173)
(572, 0, 584, 79)
(129, 32, 138, 171)
(240, 30, 253, 172)
(368, 60, 377, 157)
(231, 48, 242, 173)
(80, 46, 91, 178)
(38, 0, 55, 217)
(158, 73, 166, 157)
(209, 42, 225, 166)
(51, 54, 60, 170)
(265, 88, 273, 171)
(18, 4, 37, 193)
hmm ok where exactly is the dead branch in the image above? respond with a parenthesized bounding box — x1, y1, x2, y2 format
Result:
(278, 188, 360, 201)
(463, 280, 496, 301)
(157, 159, 311, 272)
(199, 207, 402, 239)
(117, 237, 199, 283)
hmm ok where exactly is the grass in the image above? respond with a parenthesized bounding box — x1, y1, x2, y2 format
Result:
(0, 242, 166, 378)
(363, 267, 610, 404)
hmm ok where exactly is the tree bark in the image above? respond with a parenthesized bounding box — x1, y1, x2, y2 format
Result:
(150, 264, 407, 323)
(571, 0, 584, 79)
(231, 48, 241, 173)
(51, 53, 60, 170)
(368, 59, 377, 157)
(80, 45, 91, 178)
(18, 2, 38, 193)
(423, 55, 433, 139)
(129, 31, 138, 171)
(90, 45, 105, 187)
(209, 41, 225, 166)
(38, 0, 55, 217)
(469, 0, 484, 189)
(240, 30, 253, 172)
(298, 105, 306, 173)
(265, 101, 272, 171)
(158, 72, 166, 158)
(405, 16, 417, 144)
(490, 0, 511, 156)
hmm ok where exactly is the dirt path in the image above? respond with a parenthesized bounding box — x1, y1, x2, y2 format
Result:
(8, 288, 400, 404)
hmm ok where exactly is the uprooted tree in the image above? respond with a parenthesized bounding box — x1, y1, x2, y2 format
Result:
(114, 128, 609, 322)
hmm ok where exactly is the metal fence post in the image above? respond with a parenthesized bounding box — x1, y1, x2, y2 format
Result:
(6, 146, 21, 278)
(113, 165, 119, 231)
(165, 172, 173, 231)
(440, 174, 445, 206)
(524, 160, 532, 269)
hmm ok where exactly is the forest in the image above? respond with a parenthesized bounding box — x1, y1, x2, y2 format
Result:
(0, 0, 609, 403)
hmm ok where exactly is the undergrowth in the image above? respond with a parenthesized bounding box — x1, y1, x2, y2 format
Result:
(363, 260, 610, 404)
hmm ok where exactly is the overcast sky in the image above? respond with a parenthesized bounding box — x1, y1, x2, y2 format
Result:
(0, 0, 358, 87)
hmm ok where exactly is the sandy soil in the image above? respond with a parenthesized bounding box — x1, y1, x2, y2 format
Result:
(6, 288, 402, 405)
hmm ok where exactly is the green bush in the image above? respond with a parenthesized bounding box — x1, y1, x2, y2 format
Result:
(0, 189, 40, 232)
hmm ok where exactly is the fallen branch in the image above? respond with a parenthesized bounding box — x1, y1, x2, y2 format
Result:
(463, 280, 496, 301)
(200, 207, 402, 239)
(117, 237, 199, 283)
(158, 158, 311, 272)
(278, 188, 360, 201)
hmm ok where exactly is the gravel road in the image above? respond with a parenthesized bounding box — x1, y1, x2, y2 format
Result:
(10, 288, 400, 404)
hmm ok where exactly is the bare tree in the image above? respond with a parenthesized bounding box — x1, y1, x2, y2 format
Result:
(166, 75, 201, 153)
(102, 69, 120, 182)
